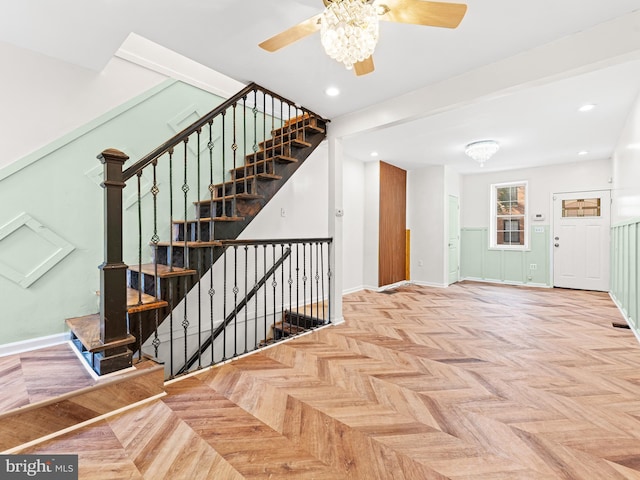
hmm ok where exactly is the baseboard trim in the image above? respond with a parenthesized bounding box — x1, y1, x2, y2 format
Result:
(460, 277, 552, 289)
(610, 292, 640, 346)
(411, 280, 448, 288)
(0, 332, 69, 358)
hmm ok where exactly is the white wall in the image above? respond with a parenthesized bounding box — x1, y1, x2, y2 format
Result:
(612, 92, 640, 224)
(240, 144, 329, 239)
(363, 162, 380, 288)
(342, 155, 365, 293)
(0, 41, 167, 170)
(407, 165, 447, 286)
(461, 158, 612, 228)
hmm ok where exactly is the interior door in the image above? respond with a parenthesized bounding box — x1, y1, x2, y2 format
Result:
(448, 195, 459, 285)
(553, 190, 610, 291)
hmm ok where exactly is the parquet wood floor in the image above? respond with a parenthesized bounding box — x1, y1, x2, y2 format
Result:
(14, 282, 640, 479)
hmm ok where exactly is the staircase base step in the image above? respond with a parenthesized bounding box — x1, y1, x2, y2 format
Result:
(0, 344, 165, 452)
(66, 314, 136, 354)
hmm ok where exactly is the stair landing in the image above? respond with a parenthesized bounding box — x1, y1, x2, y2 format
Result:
(0, 342, 165, 452)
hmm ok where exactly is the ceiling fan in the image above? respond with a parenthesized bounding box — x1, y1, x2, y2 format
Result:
(259, 0, 467, 76)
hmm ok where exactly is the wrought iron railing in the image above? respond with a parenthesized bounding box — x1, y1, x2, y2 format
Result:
(94, 82, 329, 377)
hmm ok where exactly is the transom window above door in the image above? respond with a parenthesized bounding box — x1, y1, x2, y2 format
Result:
(561, 198, 601, 217)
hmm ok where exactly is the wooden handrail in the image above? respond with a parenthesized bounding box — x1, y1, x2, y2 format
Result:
(122, 82, 328, 182)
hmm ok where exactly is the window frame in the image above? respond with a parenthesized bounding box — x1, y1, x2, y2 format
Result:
(490, 180, 529, 250)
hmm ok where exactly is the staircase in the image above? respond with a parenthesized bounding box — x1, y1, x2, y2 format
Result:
(66, 83, 330, 377)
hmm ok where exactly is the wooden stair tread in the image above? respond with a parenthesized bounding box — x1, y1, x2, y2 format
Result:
(246, 154, 299, 164)
(210, 173, 282, 190)
(173, 217, 244, 225)
(259, 138, 313, 150)
(126, 287, 168, 313)
(128, 263, 198, 278)
(272, 321, 308, 334)
(155, 240, 224, 248)
(190, 193, 263, 206)
(231, 157, 297, 175)
(66, 314, 136, 353)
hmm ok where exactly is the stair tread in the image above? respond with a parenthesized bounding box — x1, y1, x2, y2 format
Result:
(259, 138, 313, 150)
(128, 263, 198, 278)
(126, 287, 168, 313)
(191, 193, 263, 206)
(211, 173, 282, 190)
(273, 321, 308, 333)
(156, 240, 223, 248)
(231, 157, 297, 174)
(66, 314, 136, 353)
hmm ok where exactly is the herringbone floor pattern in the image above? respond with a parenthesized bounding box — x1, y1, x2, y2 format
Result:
(16, 282, 640, 479)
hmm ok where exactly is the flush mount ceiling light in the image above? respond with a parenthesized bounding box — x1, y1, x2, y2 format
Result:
(578, 104, 596, 112)
(465, 140, 500, 167)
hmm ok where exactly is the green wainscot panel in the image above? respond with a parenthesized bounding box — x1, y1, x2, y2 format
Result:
(503, 250, 524, 282)
(483, 249, 503, 281)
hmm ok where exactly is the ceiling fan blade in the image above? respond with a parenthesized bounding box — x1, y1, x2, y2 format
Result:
(354, 56, 375, 76)
(259, 14, 322, 52)
(377, 0, 467, 29)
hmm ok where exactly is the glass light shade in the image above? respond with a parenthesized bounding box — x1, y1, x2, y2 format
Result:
(465, 140, 500, 167)
(320, 0, 379, 70)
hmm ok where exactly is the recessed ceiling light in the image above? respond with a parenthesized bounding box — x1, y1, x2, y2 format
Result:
(370, 151, 379, 157)
(578, 104, 596, 112)
(325, 86, 340, 97)
(578, 150, 589, 156)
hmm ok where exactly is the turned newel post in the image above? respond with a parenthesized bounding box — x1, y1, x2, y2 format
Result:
(96, 148, 133, 374)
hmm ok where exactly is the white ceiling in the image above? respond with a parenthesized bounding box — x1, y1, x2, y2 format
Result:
(2, 0, 640, 173)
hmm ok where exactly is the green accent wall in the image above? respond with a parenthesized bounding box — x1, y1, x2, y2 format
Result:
(0, 80, 228, 345)
(611, 218, 640, 331)
(460, 226, 550, 286)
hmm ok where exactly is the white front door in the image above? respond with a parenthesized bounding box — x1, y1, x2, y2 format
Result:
(553, 190, 610, 291)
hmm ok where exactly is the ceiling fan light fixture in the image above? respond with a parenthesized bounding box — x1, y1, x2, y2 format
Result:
(465, 140, 500, 167)
(320, 0, 379, 70)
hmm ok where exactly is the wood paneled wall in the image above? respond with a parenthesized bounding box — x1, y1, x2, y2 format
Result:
(379, 161, 407, 286)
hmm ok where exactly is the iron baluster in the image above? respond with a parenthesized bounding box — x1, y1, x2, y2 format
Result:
(251, 90, 258, 182)
(295, 243, 300, 327)
(262, 92, 267, 175)
(263, 244, 267, 342)
(271, 96, 276, 177)
(244, 245, 249, 354)
(242, 95, 248, 201)
(320, 242, 326, 322)
(288, 243, 293, 331)
(315, 242, 320, 322)
(208, 120, 215, 242)
(281, 243, 286, 336)
(303, 243, 307, 321)
(151, 160, 161, 358)
(196, 128, 202, 242)
(222, 247, 228, 360)
(233, 245, 239, 357)
(209, 246, 215, 365)
(168, 148, 174, 272)
(221, 111, 227, 218)
(271, 243, 277, 338)
(231, 103, 238, 218)
(254, 245, 258, 350)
